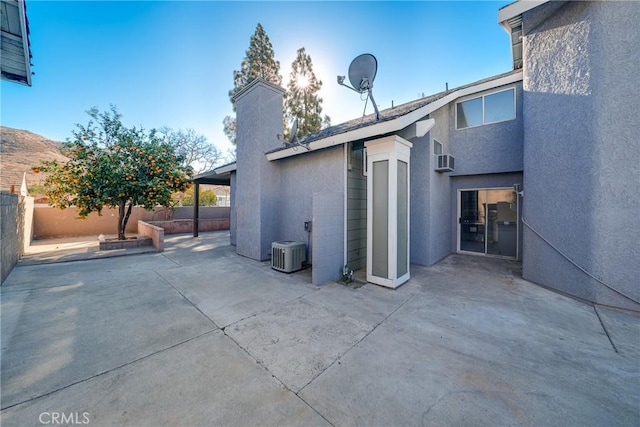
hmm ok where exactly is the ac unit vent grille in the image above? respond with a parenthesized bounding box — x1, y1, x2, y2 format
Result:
(271, 241, 306, 273)
(436, 154, 455, 172)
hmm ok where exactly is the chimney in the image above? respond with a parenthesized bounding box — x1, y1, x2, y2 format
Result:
(233, 78, 285, 261)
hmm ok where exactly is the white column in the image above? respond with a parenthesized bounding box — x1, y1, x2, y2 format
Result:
(365, 135, 412, 288)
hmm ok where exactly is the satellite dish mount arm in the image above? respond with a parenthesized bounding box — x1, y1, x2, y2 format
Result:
(337, 76, 380, 120)
(367, 89, 380, 121)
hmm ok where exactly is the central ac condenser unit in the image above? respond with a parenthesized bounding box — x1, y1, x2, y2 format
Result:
(271, 241, 306, 273)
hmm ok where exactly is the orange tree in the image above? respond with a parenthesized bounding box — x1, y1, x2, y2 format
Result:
(36, 106, 192, 240)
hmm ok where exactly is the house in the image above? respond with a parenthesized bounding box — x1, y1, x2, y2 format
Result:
(1, 0, 32, 86)
(198, 0, 639, 312)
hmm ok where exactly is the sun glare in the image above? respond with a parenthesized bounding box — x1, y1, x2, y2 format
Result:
(297, 74, 309, 89)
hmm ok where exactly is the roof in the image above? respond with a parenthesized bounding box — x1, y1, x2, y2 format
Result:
(193, 162, 236, 186)
(498, 1, 568, 33)
(498, 0, 550, 32)
(1, 0, 32, 86)
(281, 91, 448, 148)
(267, 69, 523, 161)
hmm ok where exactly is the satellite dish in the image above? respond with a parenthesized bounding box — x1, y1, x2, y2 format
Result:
(289, 118, 299, 145)
(337, 53, 381, 120)
(284, 118, 310, 151)
(348, 54, 377, 93)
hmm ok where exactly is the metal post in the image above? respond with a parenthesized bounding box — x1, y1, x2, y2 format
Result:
(193, 182, 200, 237)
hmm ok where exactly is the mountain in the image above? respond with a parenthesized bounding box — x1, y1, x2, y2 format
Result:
(0, 126, 67, 193)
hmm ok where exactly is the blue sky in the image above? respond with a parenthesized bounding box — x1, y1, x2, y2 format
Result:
(1, 1, 512, 155)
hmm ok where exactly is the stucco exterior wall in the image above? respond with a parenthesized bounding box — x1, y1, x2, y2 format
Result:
(229, 172, 237, 246)
(410, 86, 523, 267)
(277, 146, 345, 264)
(234, 80, 285, 261)
(522, 1, 640, 310)
(410, 129, 454, 267)
(409, 131, 432, 267)
(427, 106, 454, 265)
(450, 82, 524, 176)
(312, 192, 345, 285)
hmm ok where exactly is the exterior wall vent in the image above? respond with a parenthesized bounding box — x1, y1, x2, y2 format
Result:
(271, 241, 306, 273)
(435, 154, 455, 172)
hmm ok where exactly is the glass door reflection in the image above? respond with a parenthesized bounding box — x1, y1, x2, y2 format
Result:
(460, 190, 486, 253)
(459, 189, 517, 258)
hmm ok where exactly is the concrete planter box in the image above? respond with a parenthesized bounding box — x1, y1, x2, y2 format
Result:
(148, 219, 230, 235)
(99, 236, 153, 251)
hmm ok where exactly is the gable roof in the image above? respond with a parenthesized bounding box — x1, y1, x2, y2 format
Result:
(266, 69, 523, 161)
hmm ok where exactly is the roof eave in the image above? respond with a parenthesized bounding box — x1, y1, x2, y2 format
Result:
(266, 71, 523, 161)
(498, 0, 549, 32)
(0, 0, 32, 86)
(19, 0, 31, 86)
(193, 162, 236, 185)
(213, 162, 237, 174)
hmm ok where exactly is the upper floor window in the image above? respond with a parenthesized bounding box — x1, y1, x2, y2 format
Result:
(433, 139, 443, 155)
(456, 88, 515, 129)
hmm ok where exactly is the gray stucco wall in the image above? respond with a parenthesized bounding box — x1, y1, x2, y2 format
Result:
(410, 105, 453, 266)
(277, 146, 345, 265)
(521, 2, 640, 310)
(410, 81, 525, 266)
(234, 80, 285, 261)
(233, 78, 346, 276)
(312, 192, 345, 285)
(409, 132, 431, 266)
(229, 172, 236, 246)
(428, 106, 455, 265)
(450, 82, 524, 176)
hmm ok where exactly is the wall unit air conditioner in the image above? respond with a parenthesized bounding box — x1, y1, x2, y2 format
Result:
(271, 241, 306, 273)
(435, 154, 455, 172)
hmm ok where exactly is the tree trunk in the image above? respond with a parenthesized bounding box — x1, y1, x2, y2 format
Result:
(122, 202, 133, 239)
(117, 199, 133, 240)
(118, 200, 126, 240)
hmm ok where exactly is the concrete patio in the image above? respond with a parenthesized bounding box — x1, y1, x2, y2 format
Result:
(1, 231, 638, 426)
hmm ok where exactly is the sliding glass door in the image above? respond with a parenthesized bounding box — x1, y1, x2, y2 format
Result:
(459, 189, 518, 258)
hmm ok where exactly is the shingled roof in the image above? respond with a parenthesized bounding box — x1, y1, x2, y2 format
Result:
(267, 69, 522, 159)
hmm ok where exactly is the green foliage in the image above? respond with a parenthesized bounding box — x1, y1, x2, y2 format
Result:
(224, 23, 282, 145)
(27, 184, 47, 197)
(285, 47, 330, 138)
(229, 23, 282, 102)
(35, 106, 192, 239)
(182, 186, 218, 207)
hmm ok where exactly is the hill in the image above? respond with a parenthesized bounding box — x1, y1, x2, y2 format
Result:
(0, 126, 67, 193)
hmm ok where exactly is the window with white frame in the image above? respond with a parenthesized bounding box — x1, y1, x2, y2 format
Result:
(456, 88, 515, 129)
(433, 139, 443, 155)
